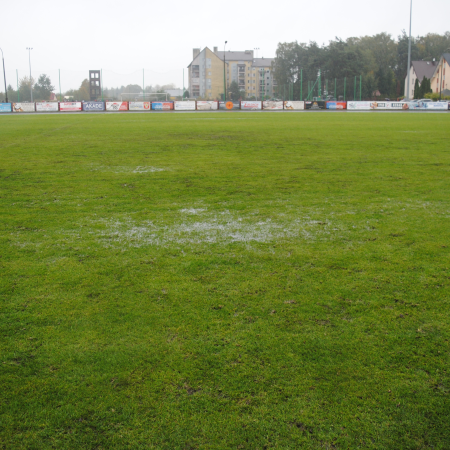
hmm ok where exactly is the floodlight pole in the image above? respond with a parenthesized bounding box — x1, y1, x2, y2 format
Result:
(0, 48, 8, 103)
(223, 41, 227, 101)
(26, 47, 33, 102)
(406, 0, 412, 100)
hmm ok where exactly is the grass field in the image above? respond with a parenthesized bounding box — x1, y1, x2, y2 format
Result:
(1, 112, 449, 449)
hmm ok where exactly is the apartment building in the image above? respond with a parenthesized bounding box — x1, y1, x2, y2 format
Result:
(430, 53, 450, 95)
(187, 47, 277, 100)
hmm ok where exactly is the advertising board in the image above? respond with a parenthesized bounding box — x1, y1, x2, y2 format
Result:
(347, 101, 388, 110)
(60, 102, 82, 111)
(196, 101, 218, 111)
(263, 101, 283, 110)
(36, 102, 59, 112)
(12, 103, 35, 112)
(305, 101, 326, 110)
(241, 101, 262, 110)
(219, 101, 239, 110)
(406, 101, 449, 110)
(129, 102, 151, 111)
(174, 101, 196, 111)
(283, 101, 305, 110)
(326, 101, 347, 110)
(83, 101, 105, 111)
(0, 103, 12, 112)
(385, 102, 405, 110)
(152, 102, 174, 110)
(106, 102, 128, 111)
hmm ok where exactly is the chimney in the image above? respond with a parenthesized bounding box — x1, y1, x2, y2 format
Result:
(193, 48, 200, 60)
(214, 47, 218, 54)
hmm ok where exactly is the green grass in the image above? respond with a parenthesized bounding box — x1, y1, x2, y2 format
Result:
(1, 112, 449, 449)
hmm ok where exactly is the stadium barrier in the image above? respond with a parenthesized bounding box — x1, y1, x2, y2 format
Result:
(1, 100, 449, 114)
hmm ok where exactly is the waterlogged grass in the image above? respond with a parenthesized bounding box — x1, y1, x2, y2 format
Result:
(1, 112, 449, 449)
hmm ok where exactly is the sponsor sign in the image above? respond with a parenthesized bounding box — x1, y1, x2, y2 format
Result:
(241, 101, 262, 110)
(0, 103, 12, 112)
(326, 101, 347, 110)
(305, 101, 326, 110)
(36, 102, 59, 112)
(12, 102, 35, 112)
(347, 101, 389, 110)
(406, 101, 449, 110)
(385, 102, 405, 110)
(83, 101, 105, 111)
(60, 102, 82, 111)
(263, 101, 283, 110)
(129, 102, 151, 111)
(219, 101, 239, 110)
(174, 101, 196, 111)
(106, 102, 128, 111)
(152, 102, 174, 110)
(283, 101, 305, 110)
(196, 101, 218, 111)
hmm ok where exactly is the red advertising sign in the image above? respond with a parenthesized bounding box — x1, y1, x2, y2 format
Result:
(60, 102, 82, 111)
(106, 102, 128, 111)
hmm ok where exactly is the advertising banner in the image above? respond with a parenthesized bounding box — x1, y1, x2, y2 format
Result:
(305, 101, 326, 110)
(386, 102, 405, 110)
(263, 101, 283, 110)
(0, 103, 12, 112)
(347, 101, 386, 110)
(219, 101, 239, 110)
(36, 102, 59, 112)
(174, 101, 196, 111)
(152, 102, 174, 110)
(196, 101, 218, 111)
(326, 101, 347, 110)
(60, 102, 82, 111)
(129, 102, 151, 111)
(241, 101, 262, 110)
(83, 101, 105, 111)
(12, 103, 35, 112)
(106, 102, 128, 111)
(405, 101, 449, 110)
(283, 101, 305, 110)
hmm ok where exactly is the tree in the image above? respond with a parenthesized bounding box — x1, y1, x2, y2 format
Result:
(228, 81, 241, 100)
(78, 79, 90, 100)
(413, 78, 421, 99)
(33, 74, 55, 101)
(421, 76, 432, 97)
(18, 76, 35, 102)
(183, 90, 190, 98)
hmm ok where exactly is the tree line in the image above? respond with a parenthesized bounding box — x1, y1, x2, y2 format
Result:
(3, 75, 54, 102)
(272, 31, 450, 100)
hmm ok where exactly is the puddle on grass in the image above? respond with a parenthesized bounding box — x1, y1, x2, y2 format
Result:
(91, 165, 165, 174)
(92, 209, 344, 248)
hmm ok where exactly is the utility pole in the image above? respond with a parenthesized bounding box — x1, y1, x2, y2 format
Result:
(0, 48, 8, 103)
(223, 41, 227, 102)
(406, 0, 413, 100)
(26, 47, 33, 102)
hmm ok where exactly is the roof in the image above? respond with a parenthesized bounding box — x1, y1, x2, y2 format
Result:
(215, 50, 254, 61)
(252, 58, 274, 68)
(411, 61, 437, 81)
(443, 53, 450, 64)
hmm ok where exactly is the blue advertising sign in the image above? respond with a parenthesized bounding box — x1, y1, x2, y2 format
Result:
(82, 101, 105, 111)
(0, 103, 12, 112)
(151, 102, 174, 110)
(326, 101, 347, 110)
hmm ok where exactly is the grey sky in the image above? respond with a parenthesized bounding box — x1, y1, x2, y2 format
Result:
(2, 0, 449, 92)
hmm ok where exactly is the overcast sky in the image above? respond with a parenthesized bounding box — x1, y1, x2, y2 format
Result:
(2, 0, 449, 92)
